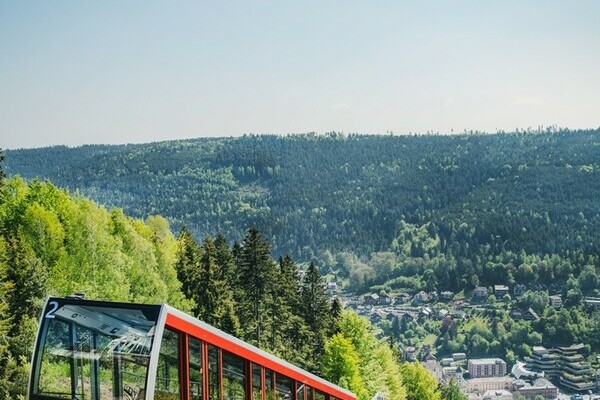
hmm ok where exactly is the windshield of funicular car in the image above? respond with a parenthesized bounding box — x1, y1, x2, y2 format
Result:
(30, 298, 161, 400)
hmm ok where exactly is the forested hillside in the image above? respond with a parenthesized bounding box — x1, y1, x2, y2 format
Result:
(0, 174, 191, 398)
(6, 130, 599, 262)
(5, 130, 600, 296)
(0, 171, 449, 400)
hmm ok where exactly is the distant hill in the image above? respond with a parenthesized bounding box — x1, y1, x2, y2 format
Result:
(5, 129, 600, 261)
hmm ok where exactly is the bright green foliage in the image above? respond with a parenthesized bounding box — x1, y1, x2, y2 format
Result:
(375, 345, 407, 400)
(0, 177, 192, 399)
(326, 311, 407, 400)
(400, 362, 442, 400)
(323, 334, 365, 399)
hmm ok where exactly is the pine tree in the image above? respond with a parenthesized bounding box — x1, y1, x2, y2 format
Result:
(195, 236, 220, 324)
(300, 261, 330, 372)
(232, 241, 242, 269)
(4, 232, 47, 334)
(264, 255, 305, 356)
(236, 227, 277, 347)
(0, 148, 5, 182)
(329, 297, 343, 336)
(215, 233, 236, 283)
(0, 232, 48, 399)
(392, 316, 401, 339)
(219, 300, 241, 337)
(197, 237, 240, 333)
(279, 255, 301, 310)
(175, 227, 202, 302)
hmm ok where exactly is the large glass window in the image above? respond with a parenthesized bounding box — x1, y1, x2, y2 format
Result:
(155, 329, 181, 399)
(189, 337, 203, 400)
(208, 345, 221, 400)
(296, 383, 305, 400)
(252, 364, 262, 400)
(30, 299, 160, 400)
(265, 369, 275, 400)
(222, 351, 246, 400)
(275, 375, 292, 400)
(36, 318, 72, 397)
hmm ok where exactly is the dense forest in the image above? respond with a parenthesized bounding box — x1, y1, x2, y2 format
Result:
(5, 130, 600, 291)
(0, 163, 462, 400)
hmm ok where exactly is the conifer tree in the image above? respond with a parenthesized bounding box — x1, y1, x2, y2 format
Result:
(0, 232, 48, 399)
(219, 300, 241, 337)
(175, 227, 202, 303)
(215, 233, 236, 283)
(265, 255, 303, 354)
(0, 148, 5, 182)
(301, 262, 330, 334)
(4, 232, 47, 334)
(279, 255, 301, 310)
(236, 227, 277, 347)
(196, 236, 220, 324)
(195, 236, 240, 335)
(280, 314, 312, 368)
(300, 261, 330, 371)
(329, 297, 343, 336)
(232, 241, 242, 268)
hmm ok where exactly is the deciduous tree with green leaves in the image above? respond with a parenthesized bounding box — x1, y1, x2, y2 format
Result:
(400, 361, 442, 400)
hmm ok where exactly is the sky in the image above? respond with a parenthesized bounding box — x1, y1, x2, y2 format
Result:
(1, 1, 599, 149)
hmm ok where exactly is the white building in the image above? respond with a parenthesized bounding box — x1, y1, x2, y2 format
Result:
(468, 358, 507, 378)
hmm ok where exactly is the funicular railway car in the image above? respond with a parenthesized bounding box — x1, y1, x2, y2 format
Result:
(28, 297, 356, 400)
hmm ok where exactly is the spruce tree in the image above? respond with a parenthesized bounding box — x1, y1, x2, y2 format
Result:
(175, 227, 202, 303)
(279, 255, 301, 310)
(232, 241, 242, 268)
(196, 236, 220, 324)
(215, 233, 235, 283)
(265, 255, 303, 355)
(236, 227, 277, 347)
(0, 148, 5, 182)
(329, 297, 343, 336)
(195, 236, 240, 334)
(300, 261, 330, 372)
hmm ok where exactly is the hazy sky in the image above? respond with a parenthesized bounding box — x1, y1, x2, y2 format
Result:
(1, 1, 599, 149)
